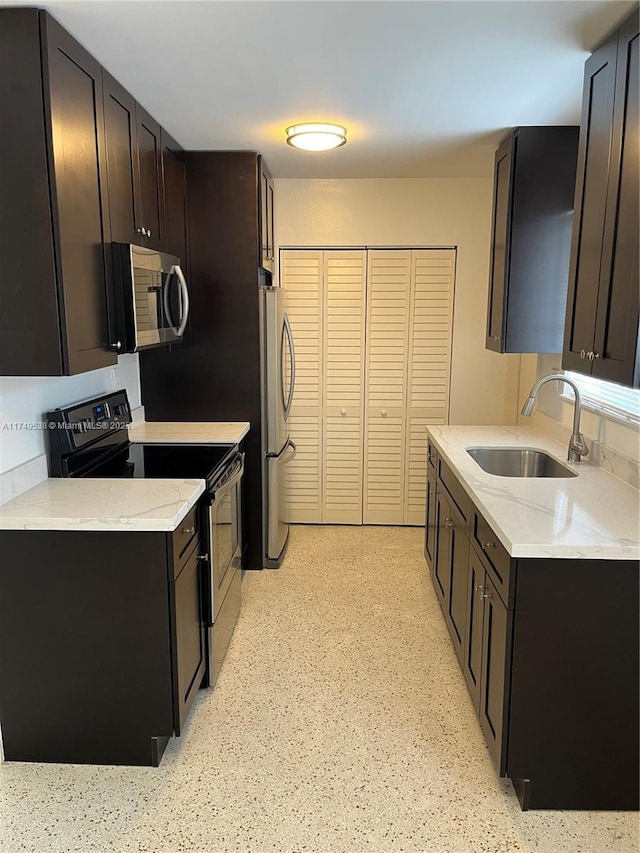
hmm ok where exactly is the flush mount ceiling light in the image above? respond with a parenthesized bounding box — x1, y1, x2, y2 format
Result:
(285, 123, 347, 152)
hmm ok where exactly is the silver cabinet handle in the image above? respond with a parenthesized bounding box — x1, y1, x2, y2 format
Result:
(475, 583, 485, 598)
(444, 517, 454, 529)
(110, 340, 122, 351)
(480, 539, 495, 550)
(197, 554, 209, 562)
(341, 408, 347, 416)
(580, 349, 586, 359)
(181, 526, 195, 535)
(381, 409, 387, 417)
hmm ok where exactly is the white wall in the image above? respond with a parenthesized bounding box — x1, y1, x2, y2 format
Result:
(0, 354, 141, 474)
(275, 178, 520, 427)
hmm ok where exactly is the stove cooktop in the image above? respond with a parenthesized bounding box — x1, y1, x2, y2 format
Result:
(125, 443, 235, 484)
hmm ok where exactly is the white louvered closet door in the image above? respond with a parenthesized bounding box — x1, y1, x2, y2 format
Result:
(323, 251, 366, 524)
(404, 249, 455, 524)
(283, 246, 454, 527)
(363, 251, 412, 525)
(280, 251, 323, 523)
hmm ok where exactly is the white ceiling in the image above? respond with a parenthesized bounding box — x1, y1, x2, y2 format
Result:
(4, 0, 635, 178)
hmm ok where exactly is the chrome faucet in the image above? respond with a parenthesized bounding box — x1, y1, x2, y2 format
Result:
(520, 373, 589, 462)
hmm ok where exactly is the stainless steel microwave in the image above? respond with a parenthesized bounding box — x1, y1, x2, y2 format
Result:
(111, 244, 190, 353)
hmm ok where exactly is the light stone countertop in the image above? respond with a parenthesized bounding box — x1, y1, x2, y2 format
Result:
(128, 421, 250, 445)
(0, 478, 206, 532)
(427, 425, 640, 561)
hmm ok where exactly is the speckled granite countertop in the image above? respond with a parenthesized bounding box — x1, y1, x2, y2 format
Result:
(0, 478, 205, 532)
(427, 426, 640, 561)
(129, 421, 249, 444)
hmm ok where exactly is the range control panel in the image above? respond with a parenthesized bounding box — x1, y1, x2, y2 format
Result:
(46, 390, 132, 453)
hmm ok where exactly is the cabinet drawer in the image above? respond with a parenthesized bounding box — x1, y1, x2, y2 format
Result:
(438, 457, 470, 525)
(171, 505, 200, 570)
(472, 511, 512, 605)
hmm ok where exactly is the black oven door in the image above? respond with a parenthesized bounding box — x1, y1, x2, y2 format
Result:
(207, 453, 244, 623)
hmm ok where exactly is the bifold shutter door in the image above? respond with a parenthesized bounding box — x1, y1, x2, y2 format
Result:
(404, 249, 455, 524)
(323, 251, 366, 524)
(363, 250, 411, 524)
(280, 250, 322, 523)
(282, 246, 454, 527)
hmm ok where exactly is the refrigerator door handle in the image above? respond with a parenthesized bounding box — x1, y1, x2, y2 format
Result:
(279, 438, 297, 464)
(282, 313, 296, 419)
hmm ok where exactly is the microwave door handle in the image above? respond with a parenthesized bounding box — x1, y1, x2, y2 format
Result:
(174, 264, 190, 337)
(163, 267, 178, 333)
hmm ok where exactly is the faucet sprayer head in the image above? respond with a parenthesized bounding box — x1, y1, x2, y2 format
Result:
(521, 397, 535, 417)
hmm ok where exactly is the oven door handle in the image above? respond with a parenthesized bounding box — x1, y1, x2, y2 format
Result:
(215, 453, 244, 496)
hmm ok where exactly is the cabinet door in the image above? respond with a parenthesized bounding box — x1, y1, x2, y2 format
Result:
(136, 106, 164, 251)
(172, 543, 206, 735)
(486, 135, 513, 352)
(42, 13, 116, 374)
(447, 522, 470, 664)
(563, 32, 618, 374)
(161, 129, 187, 263)
(463, 551, 485, 711)
(593, 13, 639, 387)
(479, 573, 512, 774)
(424, 468, 437, 569)
(103, 72, 139, 245)
(259, 159, 275, 273)
(433, 489, 451, 608)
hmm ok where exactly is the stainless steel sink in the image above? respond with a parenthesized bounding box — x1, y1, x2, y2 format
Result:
(466, 447, 577, 478)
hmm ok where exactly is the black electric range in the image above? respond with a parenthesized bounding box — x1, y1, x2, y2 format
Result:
(46, 389, 235, 488)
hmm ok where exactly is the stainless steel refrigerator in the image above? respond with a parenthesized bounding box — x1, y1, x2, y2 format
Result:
(260, 286, 296, 567)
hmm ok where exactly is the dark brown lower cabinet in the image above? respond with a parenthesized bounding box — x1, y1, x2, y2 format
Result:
(445, 505, 469, 664)
(424, 465, 437, 569)
(478, 571, 511, 776)
(427, 444, 639, 810)
(433, 486, 469, 661)
(0, 516, 207, 766)
(171, 540, 207, 736)
(463, 549, 485, 711)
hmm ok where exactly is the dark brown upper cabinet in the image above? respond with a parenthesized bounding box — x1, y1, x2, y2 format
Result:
(136, 107, 165, 252)
(103, 74, 165, 252)
(161, 130, 187, 264)
(486, 127, 579, 354)
(0, 9, 117, 376)
(563, 9, 639, 388)
(259, 156, 275, 274)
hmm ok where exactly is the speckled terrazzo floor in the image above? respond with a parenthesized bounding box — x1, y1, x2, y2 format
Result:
(0, 525, 637, 853)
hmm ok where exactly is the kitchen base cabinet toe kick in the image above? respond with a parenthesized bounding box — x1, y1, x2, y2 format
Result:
(0, 524, 208, 767)
(424, 438, 639, 811)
